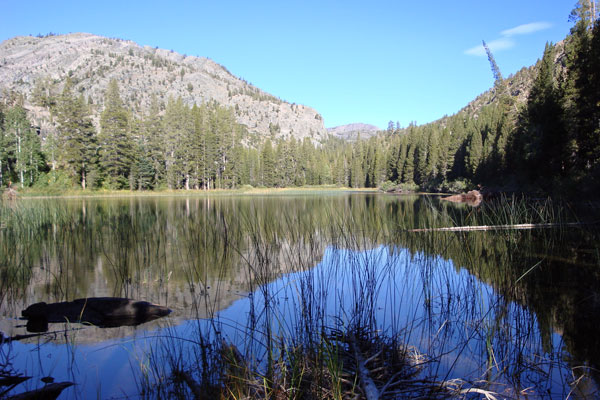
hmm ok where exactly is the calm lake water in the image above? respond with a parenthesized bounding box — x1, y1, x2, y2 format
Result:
(1, 193, 599, 399)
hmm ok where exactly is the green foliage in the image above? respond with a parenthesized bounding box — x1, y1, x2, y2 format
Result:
(443, 178, 469, 193)
(1, 106, 45, 188)
(56, 78, 99, 189)
(465, 129, 483, 178)
(31, 170, 76, 191)
(99, 79, 134, 189)
(260, 139, 276, 187)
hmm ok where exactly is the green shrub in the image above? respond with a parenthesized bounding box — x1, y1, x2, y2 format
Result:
(32, 170, 76, 190)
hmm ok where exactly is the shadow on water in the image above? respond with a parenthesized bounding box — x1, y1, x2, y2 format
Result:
(0, 194, 599, 398)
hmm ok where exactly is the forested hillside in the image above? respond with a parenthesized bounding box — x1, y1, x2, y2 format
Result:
(381, 4, 599, 196)
(0, 3, 598, 195)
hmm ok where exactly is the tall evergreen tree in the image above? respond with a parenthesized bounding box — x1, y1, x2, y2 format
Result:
(143, 94, 165, 187)
(402, 144, 415, 184)
(163, 97, 188, 189)
(56, 78, 98, 189)
(260, 138, 276, 187)
(350, 139, 364, 188)
(99, 79, 133, 189)
(465, 129, 483, 179)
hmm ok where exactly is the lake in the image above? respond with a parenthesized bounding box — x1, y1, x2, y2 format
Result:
(1, 193, 599, 399)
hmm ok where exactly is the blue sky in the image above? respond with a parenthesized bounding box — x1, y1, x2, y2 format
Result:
(1, 1, 575, 129)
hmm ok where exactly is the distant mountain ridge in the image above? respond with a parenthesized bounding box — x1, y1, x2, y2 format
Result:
(327, 123, 380, 141)
(0, 33, 327, 142)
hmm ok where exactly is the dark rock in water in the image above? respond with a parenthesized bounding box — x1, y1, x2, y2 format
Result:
(22, 297, 171, 332)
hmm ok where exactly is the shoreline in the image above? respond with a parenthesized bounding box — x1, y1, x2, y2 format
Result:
(12, 186, 383, 199)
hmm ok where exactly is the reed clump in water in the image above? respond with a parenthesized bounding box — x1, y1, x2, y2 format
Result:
(135, 198, 527, 399)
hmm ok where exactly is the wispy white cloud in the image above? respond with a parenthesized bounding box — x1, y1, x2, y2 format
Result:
(464, 21, 552, 57)
(501, 22, 552, 37)
(464, 38, 515, 56)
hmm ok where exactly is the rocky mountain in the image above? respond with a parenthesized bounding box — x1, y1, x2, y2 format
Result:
(0, 33, 327, 142)
(327, 123, 380, 141)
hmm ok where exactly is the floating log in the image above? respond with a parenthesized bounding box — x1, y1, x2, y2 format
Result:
(21, 297, 171, 332)
(408, 222, 589, 233)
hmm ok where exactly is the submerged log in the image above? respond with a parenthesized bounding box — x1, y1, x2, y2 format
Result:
(21, 297, 171, 332)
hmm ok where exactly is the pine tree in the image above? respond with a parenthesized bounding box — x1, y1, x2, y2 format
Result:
(56, 79, 98, 189)
(350, 139, 364, 188)
(143, 94, 165, 187)
(465, 129, 483, 179)
(260, 139, 276, 187)
(425, 128, 440, 183)
(163, 97, 188, 189)
(99, 79, 133, 189)
(402, 144, 415, 184)
(395, 140, 408, 184)
(437, 128, 452, 183)
(414, 132, 428, 185)
(135, 150, 155, 190)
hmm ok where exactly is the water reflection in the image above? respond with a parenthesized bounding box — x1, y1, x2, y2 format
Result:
(0, 194, 598, 398)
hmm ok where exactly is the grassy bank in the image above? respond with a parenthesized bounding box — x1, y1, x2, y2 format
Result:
(10, 185, 378, 199)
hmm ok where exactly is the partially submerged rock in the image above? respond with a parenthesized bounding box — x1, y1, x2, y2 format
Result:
(22, 297, 171, 332)
(441, 190, 483, 207)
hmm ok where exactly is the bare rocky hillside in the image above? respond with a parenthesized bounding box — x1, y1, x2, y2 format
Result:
(327, 123, 380, 141)
(0, 33, 327, 142)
